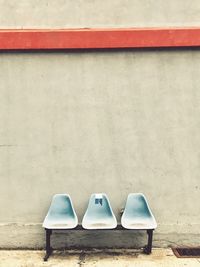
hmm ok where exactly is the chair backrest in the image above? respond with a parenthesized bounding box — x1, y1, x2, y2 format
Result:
(124, 193, 152, 218)
(85, 193, 115, 219)
(48, 194, 76, 218)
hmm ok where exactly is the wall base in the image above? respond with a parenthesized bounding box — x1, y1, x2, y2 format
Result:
(0, 223, 199, 249)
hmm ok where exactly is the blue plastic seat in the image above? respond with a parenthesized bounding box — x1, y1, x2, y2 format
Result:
(82, 193, 117, 229)
(43, 194, 78, 229)
(121, 193, 157, 229)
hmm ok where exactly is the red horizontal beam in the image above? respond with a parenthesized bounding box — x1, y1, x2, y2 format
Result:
(0, 28, 200, 50)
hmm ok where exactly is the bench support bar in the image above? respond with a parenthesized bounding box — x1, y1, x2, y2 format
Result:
(44, 227, 154, 261)
(44, 229, 52, 261)
(143, 229, 153, 254)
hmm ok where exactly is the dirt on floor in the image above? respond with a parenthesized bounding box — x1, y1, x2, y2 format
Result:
(0, 248, 200, 267)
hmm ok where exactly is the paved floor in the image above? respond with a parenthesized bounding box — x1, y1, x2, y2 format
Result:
(0, 249, 200, 267)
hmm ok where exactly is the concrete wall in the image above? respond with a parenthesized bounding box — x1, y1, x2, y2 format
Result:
(0, 50, 200, 248)
(1, 0, 200, 28)
(0, 1, 200, 248)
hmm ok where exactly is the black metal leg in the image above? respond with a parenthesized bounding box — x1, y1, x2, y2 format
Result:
(143, 229, 153, 254)
(44, 229, 53, 261)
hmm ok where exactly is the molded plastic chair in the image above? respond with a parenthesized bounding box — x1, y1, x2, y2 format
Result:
(82, 193, 117, 229)
(43, 194, 78, 229)
(121, 193, 157, 229)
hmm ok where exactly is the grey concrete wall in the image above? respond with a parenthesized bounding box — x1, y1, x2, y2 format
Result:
(0, 50, 200, 248)
(1, 0, 200, 249)
(1, 0, 200, 28)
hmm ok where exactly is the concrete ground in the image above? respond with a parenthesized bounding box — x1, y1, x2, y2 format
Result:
(0, 249, 200, 267)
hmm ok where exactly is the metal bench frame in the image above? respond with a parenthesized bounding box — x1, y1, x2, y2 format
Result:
(44, 225, 154, 261)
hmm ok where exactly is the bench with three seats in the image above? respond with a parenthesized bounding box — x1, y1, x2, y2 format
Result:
(43, 193, 157, 261)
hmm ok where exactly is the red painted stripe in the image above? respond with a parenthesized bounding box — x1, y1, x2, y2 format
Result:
(0, 28, 200, 50)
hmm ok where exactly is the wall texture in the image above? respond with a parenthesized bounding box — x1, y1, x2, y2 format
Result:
(0, 0, 200, 248)
(1, 0, 200, 28)
(0, 50, 200, 248)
